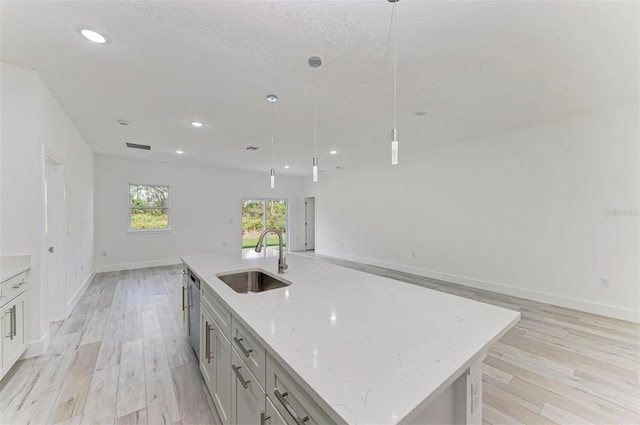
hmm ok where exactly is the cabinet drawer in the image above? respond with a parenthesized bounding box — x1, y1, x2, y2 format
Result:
(264, 396, 288, 425)
(201, 283, 231, 340)
(231, 319, 266, 390)
(0, 272, 27, 308)
(231, 348, 265, 425)
(266, 354, 334, 425)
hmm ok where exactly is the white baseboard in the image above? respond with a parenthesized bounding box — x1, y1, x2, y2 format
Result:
(23, 331, 49, 359)
(316, 249, 640, 324)
(95, 258, 182, 273)
(66, 268, 95, 315)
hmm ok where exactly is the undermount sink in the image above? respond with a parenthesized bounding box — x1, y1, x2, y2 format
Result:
(216, 269, 291, 293)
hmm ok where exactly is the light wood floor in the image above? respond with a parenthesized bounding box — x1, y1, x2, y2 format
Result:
(1, 258, 638, 425)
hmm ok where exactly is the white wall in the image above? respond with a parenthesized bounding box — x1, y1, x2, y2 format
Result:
(94, 155, 305, 271)
(304, 104, 639, 322)
(1, 62, 95, 354)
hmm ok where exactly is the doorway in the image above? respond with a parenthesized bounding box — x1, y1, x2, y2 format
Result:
(305, 197, 315, 251)
(241, 199, 288, 252)
(45, 154, 67, 322)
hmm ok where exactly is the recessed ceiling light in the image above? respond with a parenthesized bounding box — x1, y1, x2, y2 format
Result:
(284, 165, 290, 169)
(80, 29, 106, 44)
(191, 121, 204, 127)
(329, 150, 338, 155)
(176, 150, 184, 155)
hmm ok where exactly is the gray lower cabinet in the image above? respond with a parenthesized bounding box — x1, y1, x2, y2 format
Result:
(200, 297, 231, 425)
(231, 348, 265, 424)
(196, 267, 333, 425)
(1, 271, 27, 381)
(264, 397, 288, 425)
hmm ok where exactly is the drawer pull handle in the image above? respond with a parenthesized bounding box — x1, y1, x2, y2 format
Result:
(205, 321, 214, 363)
(232, 364, 252, 389)
(234, 337, 253, 357)
(4, 307, 12, 339)
(12, 285, 20, 289)
(182, 287, 187, 312)
(274, 389, 309, 424)
(260, 412, 271, 425)
(12, 305, 16, 337)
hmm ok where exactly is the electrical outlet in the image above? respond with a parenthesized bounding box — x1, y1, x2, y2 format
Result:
(102, 251, 107, 257)
(600, 277, 609, 288)
(411, 251, 416, 258)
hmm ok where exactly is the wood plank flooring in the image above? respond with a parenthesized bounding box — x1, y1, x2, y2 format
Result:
(1, 258, 638, 424)
(0, 266, 216, 425)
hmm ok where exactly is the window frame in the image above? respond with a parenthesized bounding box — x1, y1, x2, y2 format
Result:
(128, 183, 172, 233)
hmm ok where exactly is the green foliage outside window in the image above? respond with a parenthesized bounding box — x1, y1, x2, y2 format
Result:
(129, 184, 170, 230)
(242, 200, 287, 248)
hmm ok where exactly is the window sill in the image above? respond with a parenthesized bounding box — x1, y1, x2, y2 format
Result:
(127, 228, 172, 234)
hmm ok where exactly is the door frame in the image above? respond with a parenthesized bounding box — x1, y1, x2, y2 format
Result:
(304, 196, 316, 251)
(43, 149, 67, 323)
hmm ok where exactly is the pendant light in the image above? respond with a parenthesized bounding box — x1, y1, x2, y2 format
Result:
(267, 94, 278, 188)
(389, 0, 399, 165)
(309, 56, 322, 182)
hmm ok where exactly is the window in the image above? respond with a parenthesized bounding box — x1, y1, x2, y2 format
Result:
(129, 184, 170, 230)
(241, 199, 287, 249)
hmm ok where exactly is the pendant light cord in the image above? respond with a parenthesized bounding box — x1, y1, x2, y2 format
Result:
(312, 70, 317, 157)
(393, 2, 397, 129)
(271, 101, 275, 166)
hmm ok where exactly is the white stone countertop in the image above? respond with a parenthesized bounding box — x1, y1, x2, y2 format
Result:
(1, 265, 30, 283)
(181, 252, 520, 425)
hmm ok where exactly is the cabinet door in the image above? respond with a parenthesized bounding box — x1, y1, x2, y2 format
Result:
(264, 397, 288, 425)
(200, 307, 216, 392)
(231, 349, 265, 425)
(1, 293, 25, 369)
(213, 329, 232, 425)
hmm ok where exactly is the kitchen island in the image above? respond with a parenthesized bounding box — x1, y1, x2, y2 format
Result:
(181, 252, 520, 424)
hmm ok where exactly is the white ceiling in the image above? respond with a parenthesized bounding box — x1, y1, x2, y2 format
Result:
(2, 1, 638, 177)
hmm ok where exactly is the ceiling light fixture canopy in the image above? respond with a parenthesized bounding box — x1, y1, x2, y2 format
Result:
(80, 28, 106, 44)
(309, 56, 322, 182)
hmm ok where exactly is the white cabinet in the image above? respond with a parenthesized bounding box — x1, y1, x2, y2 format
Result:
(0, 270, 28, 381)
(264, 397, 288, 425)
(231, 348, 265, 424)
(200, 286, 231, 425)
(266, 353, 333, 425)
(192, 262, 333, 425)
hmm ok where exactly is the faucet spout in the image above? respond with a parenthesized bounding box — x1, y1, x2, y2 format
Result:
(255, 228, 288, 273)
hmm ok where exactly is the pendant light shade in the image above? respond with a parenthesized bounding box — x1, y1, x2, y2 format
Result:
(313, 157, 318, 182)
(391, 128, 399, 165)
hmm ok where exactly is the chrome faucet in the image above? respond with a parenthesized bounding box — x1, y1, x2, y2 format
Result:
(255, 228, 288, 273)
